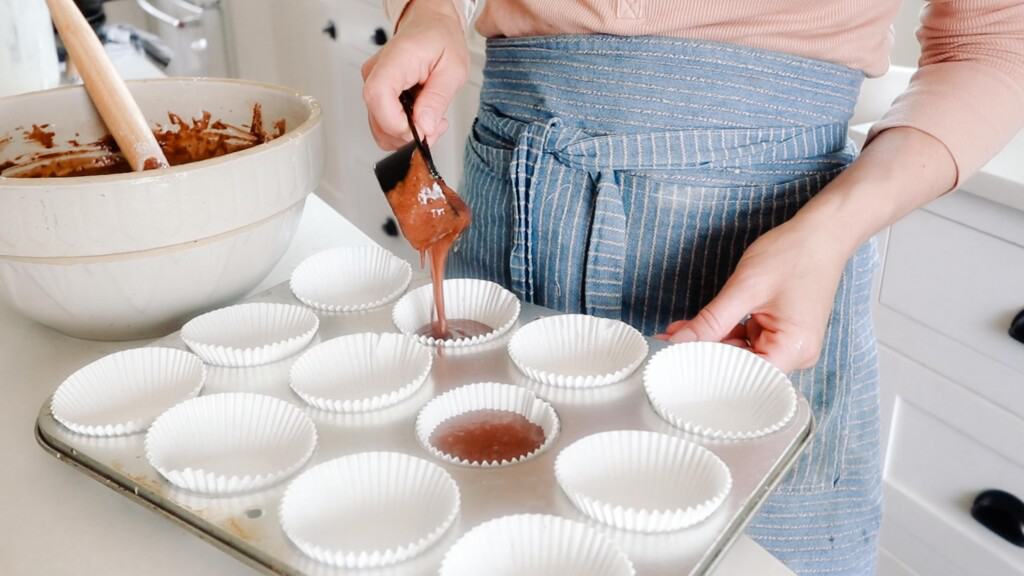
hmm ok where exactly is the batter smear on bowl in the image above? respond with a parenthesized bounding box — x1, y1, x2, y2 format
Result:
(1, 104, 284, 178)
(429, 409, 545, 463)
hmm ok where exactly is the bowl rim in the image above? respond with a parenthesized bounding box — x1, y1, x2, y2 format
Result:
(0, 198, 306, 263)
(0, 77, 321, 186)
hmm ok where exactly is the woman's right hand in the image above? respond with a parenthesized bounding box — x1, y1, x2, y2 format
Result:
(361, 0, 469, 150)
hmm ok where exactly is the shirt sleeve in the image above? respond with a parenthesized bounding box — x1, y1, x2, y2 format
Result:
(384, 0, 471, 30)
(867, 0, 1024, 187)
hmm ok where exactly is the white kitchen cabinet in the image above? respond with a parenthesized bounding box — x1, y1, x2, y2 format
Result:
(226, 0, 490, 265)
(237, 0, 485, 265)
(848, 70, 1024, 574)
(873, 189, 1024, 575)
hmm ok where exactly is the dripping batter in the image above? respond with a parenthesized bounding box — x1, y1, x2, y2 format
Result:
(382, 147, 473, 339)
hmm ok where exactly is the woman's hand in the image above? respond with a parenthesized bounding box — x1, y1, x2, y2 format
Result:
(658, 126, 957, 373)
(362, 0, 469, 149)
(658, 217, 851, 372)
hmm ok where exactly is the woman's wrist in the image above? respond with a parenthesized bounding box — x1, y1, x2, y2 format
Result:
(789, 176, 883, 257)
(790, 126, 957, 256)
(396, 0, 464, 30)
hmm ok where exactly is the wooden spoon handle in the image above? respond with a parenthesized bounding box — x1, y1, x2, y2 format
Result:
(45, 0, 169, 171)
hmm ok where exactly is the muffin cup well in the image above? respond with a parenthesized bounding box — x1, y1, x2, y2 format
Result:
(280, 452, 460, 568)
(289, 332, 431, 413)
(182, 302, 319, 367)
(51, 347, 206, 436)
(290, 245, 412, 312)
(555, 430, 732, 532)
(508, 314, 648, 388)
(415, 382, 559, 467)
(643, 342, 798, 440)
(145, 392, 317, 494)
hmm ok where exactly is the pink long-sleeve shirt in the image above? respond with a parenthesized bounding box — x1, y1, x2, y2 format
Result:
(385, 0, 1024, 185)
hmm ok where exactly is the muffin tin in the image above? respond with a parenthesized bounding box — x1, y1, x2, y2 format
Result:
(35, 277, 812, 576)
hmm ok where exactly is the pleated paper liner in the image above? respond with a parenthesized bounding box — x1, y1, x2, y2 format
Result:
(643, 342, 798, 440)
(508, 314, 648, 388)
(289, 332, 432, 413)
(280, 452, 460, 569)
(415, 382, 560, 467)
(392, 279, 520, 348)
(290, 245, 412, 312)
(440, 514, 635, 576)
(145, 392, 317, 495)
(181, 302, 319, 367)
(51, 347, 206, 437)
(555, 430, 732, 532)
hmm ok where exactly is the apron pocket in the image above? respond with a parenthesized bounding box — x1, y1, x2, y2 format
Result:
(616, 169, 839, 333)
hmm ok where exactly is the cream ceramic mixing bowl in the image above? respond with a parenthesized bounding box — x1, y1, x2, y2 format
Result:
(0, 78, 323, 340)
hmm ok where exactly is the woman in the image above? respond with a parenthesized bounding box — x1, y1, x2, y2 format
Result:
(362, 1, 1024, 573)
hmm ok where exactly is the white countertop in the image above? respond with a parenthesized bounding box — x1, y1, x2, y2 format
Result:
(0, 194, 793, 576)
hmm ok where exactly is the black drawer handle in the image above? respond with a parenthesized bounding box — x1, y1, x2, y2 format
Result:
(373, 27, 389, 46)
(322, 20, 337, 41)
(1010, 309, 1024, 345)
(971, 489, 1024, 547)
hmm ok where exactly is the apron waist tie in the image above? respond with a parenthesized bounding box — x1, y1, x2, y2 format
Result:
(506, 115, 850, 318)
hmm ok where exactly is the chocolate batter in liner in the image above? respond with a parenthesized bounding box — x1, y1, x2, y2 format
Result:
(429, 409, 546, 464)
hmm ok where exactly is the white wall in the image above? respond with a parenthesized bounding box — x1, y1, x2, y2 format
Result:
(891, 0, 924, 67)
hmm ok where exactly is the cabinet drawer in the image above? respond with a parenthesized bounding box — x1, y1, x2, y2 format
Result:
(328, 0, 391, 62)
(880, 210, 1024, 376)
(879, 349, 1024, 576)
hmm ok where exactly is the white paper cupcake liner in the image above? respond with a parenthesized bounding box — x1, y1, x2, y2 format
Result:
(392, 279, 520, 348)
(280, 452, 460, 569)
(182, 302, 319, 367)
(440, 514, 635, 576)
(51, 347, 206, 436)
(508, 314, 648, 388)
(289, 332, 432, 413)
(555, 430, 732, 532)
(290, 246, 412, 313)
(145, 392, 317, 495)
(415, 382, 560, 467)
(643, 342, 798, 440)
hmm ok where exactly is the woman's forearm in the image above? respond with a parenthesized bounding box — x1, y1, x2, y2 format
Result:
(791, 126, 958, 254)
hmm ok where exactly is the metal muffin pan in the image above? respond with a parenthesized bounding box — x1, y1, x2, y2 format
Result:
(36, 279, 813, 575)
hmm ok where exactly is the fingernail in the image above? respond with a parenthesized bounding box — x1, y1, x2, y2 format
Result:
(654, 333, 669, 341)
(670, 327, 698, 343)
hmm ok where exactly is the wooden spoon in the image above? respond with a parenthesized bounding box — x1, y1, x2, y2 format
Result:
(45, 0, 168, 171)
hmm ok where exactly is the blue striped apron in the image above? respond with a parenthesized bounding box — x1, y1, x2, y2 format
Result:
(449, 35, 882, 575)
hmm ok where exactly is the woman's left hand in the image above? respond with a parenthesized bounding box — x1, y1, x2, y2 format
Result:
(657, 126, 959, 373)
(657, 216, 852, 373)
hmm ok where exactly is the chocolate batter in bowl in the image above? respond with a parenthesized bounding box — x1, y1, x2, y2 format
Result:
(0, 77, 324, 340)
(1, 104, 285, 179)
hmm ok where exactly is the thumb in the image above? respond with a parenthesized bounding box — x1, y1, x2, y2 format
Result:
(413, 60, 465, 139)
(670, 281, 754, 343)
